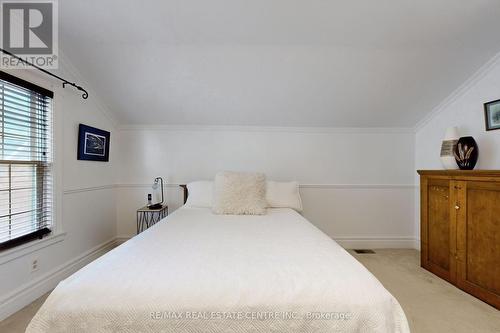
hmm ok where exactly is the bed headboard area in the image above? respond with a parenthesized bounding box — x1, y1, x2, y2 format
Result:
(180, 184, 188, 204)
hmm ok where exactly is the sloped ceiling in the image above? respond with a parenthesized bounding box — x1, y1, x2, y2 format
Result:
(59, 0, 500, 127)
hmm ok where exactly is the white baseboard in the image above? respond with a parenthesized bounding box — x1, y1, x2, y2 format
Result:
(413, 239, 421, 251)
(0, 237, 119, 321)
(334, 236, 417, 249)
(115, 235, 418, 250)
(115, 236, 131, 245)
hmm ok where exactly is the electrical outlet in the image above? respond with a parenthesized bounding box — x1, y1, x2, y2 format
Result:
(31, 259, 39, 273)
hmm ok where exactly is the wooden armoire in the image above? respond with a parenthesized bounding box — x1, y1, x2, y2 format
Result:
(418, 170, 500, 309)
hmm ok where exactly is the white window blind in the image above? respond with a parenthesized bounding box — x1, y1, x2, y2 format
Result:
(0, 72, 53, 250)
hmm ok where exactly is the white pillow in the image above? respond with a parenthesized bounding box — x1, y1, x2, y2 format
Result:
(213, 171, 267, 215)
(185, 181, 213, 208)
(266, 181, 303, 212)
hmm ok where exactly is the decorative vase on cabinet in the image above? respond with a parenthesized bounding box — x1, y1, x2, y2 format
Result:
(454, 136, 478, 170)
(440, 127, 459, 169)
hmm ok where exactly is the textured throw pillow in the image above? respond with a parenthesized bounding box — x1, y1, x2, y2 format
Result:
(266, 181, 303, 212)
(185, 181, 214, 208)
(213, 171, 267, 215)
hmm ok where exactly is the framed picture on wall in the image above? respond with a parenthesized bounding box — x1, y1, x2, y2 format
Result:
(77, 124, 110, 161)
(484, 99, 500, 131)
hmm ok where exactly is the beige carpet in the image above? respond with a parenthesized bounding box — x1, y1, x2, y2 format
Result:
(1, 249, 498, 332)
(351, 249, 500, 333)
(0, 292, 49, 333)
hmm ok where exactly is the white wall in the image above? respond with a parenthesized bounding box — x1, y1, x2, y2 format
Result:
(415, 53, 500, 241)
(115, 127, 416, 248)
(0, 59, 118, 320)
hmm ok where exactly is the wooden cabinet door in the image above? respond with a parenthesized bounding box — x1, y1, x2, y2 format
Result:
(456, 181, 500, 309)
(421, 177, 456, 283)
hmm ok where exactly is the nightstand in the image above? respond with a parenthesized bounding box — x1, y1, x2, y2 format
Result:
(136, 205, 168, 234)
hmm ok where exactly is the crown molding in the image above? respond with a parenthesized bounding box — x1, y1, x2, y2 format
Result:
(299, 184, 415, 189)
(115, 183, 416, 189)
(414, 51, 500, 132)
(61, 183, 416, 196)
(117, 124, 414, 134)
(114, 183, 180, 189)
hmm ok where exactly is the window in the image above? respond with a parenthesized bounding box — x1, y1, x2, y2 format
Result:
(0, 72, 53, 250)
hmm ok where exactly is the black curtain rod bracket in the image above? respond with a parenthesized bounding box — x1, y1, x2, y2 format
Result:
(0, 48, 88, 100)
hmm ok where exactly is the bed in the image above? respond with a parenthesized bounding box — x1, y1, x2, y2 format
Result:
(27, 190, 409, 332)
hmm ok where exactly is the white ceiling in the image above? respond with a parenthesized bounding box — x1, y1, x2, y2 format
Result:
(59, 0, 500, 127)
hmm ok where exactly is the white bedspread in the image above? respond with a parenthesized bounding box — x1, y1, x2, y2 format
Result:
(27, 207, 409, 333)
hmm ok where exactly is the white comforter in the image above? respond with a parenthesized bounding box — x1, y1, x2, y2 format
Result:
(27, 207, 409, 333)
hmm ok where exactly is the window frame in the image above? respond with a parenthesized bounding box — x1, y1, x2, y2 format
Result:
(0, 71, 54, 251)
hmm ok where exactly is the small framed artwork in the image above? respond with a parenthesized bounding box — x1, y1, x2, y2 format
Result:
(484, 99, 500, 131)
(77, 124, 110, 161)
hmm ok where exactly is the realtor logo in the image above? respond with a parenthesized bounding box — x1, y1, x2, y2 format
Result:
(0, 0, 58, 68)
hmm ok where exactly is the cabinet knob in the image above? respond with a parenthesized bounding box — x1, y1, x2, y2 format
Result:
(455, 205, 460, 210)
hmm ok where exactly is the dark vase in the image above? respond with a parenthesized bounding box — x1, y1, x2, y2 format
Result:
(454, 136, 478, 170)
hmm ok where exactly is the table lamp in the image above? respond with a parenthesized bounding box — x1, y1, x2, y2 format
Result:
(148, 177, 164, 209)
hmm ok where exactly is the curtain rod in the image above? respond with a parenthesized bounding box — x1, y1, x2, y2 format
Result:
(0, 48, 88, 99)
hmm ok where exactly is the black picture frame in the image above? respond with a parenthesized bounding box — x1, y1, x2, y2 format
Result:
(77, 124, 110, 161)
(484, 99, 500, 131)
